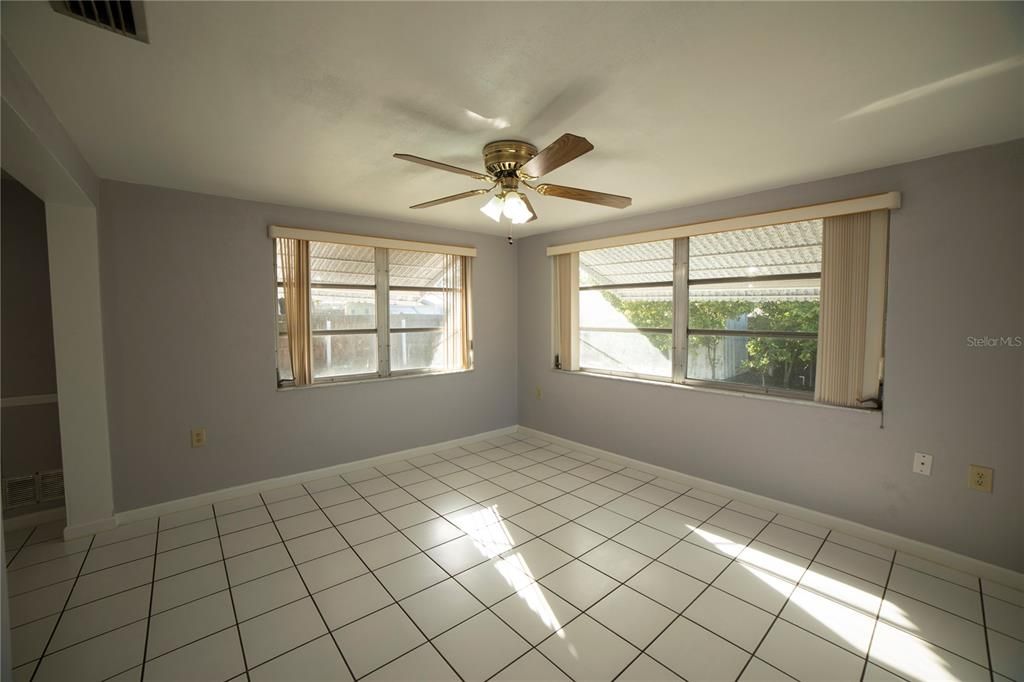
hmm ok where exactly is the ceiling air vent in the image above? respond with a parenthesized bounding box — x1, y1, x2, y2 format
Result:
(51, 1, 148, 43)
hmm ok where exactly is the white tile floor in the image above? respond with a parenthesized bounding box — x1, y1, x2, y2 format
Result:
(5, 430, 1023, 682)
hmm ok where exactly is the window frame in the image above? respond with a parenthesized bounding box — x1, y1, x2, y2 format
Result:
(276, 242, 472, 388)
(568, 229, 825, 401)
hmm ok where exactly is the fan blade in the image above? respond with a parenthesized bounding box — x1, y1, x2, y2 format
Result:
(520, 193, 539, 223)
(410, 188, 492, 209)
(519, 133, 594, 178)
(535, 183, 632, 209)
(394, 154, 492, 181)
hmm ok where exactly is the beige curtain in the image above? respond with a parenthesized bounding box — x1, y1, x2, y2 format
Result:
(439, 254, 472, 370)
(815, 212, 884, 407)
(461, 256, 473, 369)
(278, 238, 313, 385)
(442, 254, 458, 370)
(554, 253, 579, 370)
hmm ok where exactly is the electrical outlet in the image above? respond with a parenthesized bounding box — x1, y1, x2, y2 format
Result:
(968, 465, 993, 492)
(535, 386, 542, 400)
(190, 427, 207, 448)
(912, 452, 932, 476)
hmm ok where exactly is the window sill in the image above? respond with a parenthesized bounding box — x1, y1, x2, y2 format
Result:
(277, 367, 474, 392)
(549, 368, 882, 417)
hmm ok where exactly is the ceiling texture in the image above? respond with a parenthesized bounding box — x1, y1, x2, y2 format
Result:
(2, 2, 1022, 236)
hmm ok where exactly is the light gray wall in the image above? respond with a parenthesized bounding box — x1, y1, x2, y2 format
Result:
(99, 181, 517, 511)
(1, 173, 62, 477)
(517, 140, 1024, 571)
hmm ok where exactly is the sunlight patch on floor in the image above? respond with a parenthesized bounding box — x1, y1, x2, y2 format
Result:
(464, 505, 567, 640)
(692, 524, 961, 681)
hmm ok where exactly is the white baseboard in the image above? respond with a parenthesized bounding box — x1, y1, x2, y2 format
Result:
(115, 426, 519, 526)
(63, 516, 117, 540)
(23, 422, 1020, 591)
(517, 426, 1024, 591)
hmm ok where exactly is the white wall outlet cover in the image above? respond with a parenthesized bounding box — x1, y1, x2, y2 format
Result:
(913, 452, 933, 476)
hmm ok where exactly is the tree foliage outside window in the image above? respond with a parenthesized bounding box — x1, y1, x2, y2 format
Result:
(602, 292, 672, 354)
(602, 291, 820, 389)
(688, 300, 751, 379)
(743, 300, 819, 389)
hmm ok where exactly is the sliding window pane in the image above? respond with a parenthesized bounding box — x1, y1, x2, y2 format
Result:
(579, 240, 673, 287)
(688, 284, 820, 333)
(689, 221, 822, 280)
(311, 287, 376, 331)
(579, 330, 672, 378)
(580, 287, 672, 330)
(310, 242, 376, 286)
(312, 333, 377, 379)
(390, 331, 449, 371)
(687, 334, 816, 392)
(389, 290, 446, 329)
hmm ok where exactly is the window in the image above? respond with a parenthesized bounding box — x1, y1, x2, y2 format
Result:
(388, 249, 466, 373)
(274, 231, 473, 387)
(553, 201, 892, 408)
(577, 241, 674, 379)
(686, 221, 821, 394)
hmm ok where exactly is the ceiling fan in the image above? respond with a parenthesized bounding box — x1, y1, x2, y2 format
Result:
(394, 133, 631, 241)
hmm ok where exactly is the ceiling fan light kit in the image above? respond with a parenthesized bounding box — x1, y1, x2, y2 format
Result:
(480, 194, 505, 222)
(501, 192, 532, 224)
(394, 133, 632, 241)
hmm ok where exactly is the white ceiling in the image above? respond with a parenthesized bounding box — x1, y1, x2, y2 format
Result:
(3, 2, 1022, 237)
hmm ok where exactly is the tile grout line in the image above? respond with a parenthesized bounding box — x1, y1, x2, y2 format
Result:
(5, 523, 39, 568)
(353, 440, 580, 681)
(37, 446, 991, 675)
(253, 489, 359, 682)
(387, 439, 857, 682)
(104, 445, 585, 682)
(887, 554, 991, 594)
(979, 577, 995, 682)
(356, 444, 612, 677)
(12, 465, 631, 654)
(11, 532, 349, 626)
(449, 440, 784, 680)
(28, 533, 97, 682)
(501, 506, 705, 678)
(212, 501, 252, 682)
(1, 475, 576, 574)
(618, 511, 787, 681)
(94, 503, 977, 682)
(737, 526, 832, 681)
(0, 454, 865, 672)
(478, 473, 694, 680)
(858, 555, 998, 678)
(857, 546, 897, 682)
(304, 469, 474, 682)
(495, 467, 807, 681)
(136, 516, 160, 681)
(11, 434, 1018, 682)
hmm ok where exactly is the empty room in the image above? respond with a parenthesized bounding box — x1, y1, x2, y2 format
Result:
(1, 2, 1021, 681)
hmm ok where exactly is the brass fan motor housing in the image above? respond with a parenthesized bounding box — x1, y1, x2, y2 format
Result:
(483, 140, 538, 179)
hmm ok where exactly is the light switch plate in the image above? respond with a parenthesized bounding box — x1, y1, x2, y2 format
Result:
(190, 427, 207, 448)
(912, 452, 932, 476)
